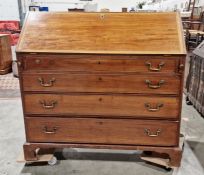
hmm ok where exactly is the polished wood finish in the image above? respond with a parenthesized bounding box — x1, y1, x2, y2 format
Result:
(22, 73, 181, 94)
(16, 12, 186, 167)
(25, 117, 179, 146)
(0, 34, 12, 74)
(24, 94, 180, 119)
(16, 12, 186, 55)
(21, 54, 180, 73)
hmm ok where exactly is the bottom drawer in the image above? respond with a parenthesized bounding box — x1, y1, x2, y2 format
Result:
(25, 117, 179, 146)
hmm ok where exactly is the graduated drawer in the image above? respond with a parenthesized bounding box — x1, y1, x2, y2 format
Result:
(22, 55, 180, 73)
(24, 94, 180, 119)
(22, 73, 181, 95)
(25, 117, 179, 146)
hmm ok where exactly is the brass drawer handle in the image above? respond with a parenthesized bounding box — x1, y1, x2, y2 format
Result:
(38, 77, 56, 87)
(43, 126, 57, 134)
(145, 80, 165, 89)
(145, 61, 165, 72)
(39, 100, 57, 109)
(144, 129, 161, 137)
(145, 103, 164, 112)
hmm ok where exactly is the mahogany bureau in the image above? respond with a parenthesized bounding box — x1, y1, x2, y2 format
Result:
(16, 12, 186, 167)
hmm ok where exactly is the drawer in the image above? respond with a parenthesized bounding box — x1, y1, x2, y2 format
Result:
(22, 73, 181, 95)
(24, 94, 180, 119)
(25, 117, 179, 146)
(22, 55, 179, 73)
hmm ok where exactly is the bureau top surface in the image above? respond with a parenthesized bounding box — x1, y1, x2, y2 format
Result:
(16, 12, 186, 55)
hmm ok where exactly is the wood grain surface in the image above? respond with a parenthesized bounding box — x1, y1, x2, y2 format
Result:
(25, 117, 179, 146)
(16, 12, 186, 54)
(24, 94, 180, 119)
(17, 12, 186, 166)
(21, 54, 180, 73)
(0, 34, 12, 74)
(22, 73, 181, 94)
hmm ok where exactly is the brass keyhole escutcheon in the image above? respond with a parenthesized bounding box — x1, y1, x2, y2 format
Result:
(100, 14, 105, 20)
(35, 59, 41, 64)
(98, 77, 102, 81)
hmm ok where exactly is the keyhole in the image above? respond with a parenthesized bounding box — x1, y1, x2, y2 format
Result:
(97, 121, 103, 125)
(98, 61, 101, 65)
(99, 98, 102, 102)
(98, 77, 102, 81)
(100, 14, 105, 19)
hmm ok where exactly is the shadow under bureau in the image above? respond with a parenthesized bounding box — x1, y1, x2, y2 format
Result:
(16, 12, 186, 167)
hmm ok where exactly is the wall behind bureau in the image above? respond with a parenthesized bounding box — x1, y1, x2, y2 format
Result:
(22, 0, 142, 12)
(0, 0, 20, 20)
(144, 0, 204, 11)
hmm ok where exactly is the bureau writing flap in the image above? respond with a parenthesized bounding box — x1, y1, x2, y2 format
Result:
(16, 12, 186, 55)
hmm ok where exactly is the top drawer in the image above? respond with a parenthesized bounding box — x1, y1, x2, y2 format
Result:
(20, 54, 180, 73)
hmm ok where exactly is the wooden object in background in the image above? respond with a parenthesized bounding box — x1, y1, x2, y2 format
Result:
(187, 0, 196, 19)
(183, 11, 204, 31)
(184, 11, 204, 50)
(16, 12, 186, 167)
(0, 34, 12, 74)
(186, 41, 204, 116)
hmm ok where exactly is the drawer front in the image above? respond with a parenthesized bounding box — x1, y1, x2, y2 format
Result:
(22, 73, 181, 95)
(24, 94, 180, 119)
(25, 117, 179, 146)
(22, 55, 179, 73)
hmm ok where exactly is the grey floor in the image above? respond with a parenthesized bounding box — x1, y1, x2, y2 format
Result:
(0, 96, 204, 175)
